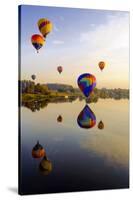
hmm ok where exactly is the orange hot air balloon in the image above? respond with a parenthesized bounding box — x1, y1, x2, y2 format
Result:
(31, 34, 45, 53)
(32, 141, 46, 159)
(98, 61, 105, 71)
(98, 120, 104, 130)
(57, 66, 63, 74)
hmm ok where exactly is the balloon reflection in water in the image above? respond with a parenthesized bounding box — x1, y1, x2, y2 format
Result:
(32, 141, 46, 159)
(77, 105, 96, 129)
(57, 115, 63, 122)
(39, 156, 52, 175)
(98, 120, 104, 130)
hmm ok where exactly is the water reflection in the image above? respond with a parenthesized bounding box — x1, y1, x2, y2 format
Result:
(22, 101, 48, 112)
(22, 97, 78, 112)
(57, 115, 63, 123)
(39, 156, 52, 176)
(98, 120, 104, 130)
(32, 141, 46, 159)
(32, 142, 53, 176)
(21, 99, 129, 194)
(77, 105, 96, 129)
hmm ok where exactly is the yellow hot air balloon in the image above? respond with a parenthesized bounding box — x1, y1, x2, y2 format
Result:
(38, 18, 53, 38)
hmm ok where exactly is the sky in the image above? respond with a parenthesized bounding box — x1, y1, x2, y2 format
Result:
(20, 5, 129, 89)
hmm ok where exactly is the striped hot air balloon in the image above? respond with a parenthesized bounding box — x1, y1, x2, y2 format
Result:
(77, 73, 96, 98)
(31, 34, 45, 53)
(38, 18, 53, 38)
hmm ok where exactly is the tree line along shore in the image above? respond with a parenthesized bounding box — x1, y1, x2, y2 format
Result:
(20, 80, 129, 103)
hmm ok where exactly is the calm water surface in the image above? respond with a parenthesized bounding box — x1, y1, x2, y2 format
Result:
(20, 99, 129, 194)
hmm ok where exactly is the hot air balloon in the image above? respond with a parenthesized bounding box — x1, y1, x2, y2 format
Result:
(77, 73, 96, 98)
(57, 115, 63, 122)
(98, 61, 105, 71)
(32, 141, 46, 159)
(39, 156, 52, 176)
(98, 120, 104, 130)
(31, 34, 45, 53)
(57, 66, 63, 74)
(38, 18, 53, 38)
(77, 105, 96, 129)
(31, 74, 36, 81)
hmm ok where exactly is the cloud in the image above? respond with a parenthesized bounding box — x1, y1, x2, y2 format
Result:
(90, 23, 95, 27)
(52, 40, 64, 45)
(80, 13, 129, 53)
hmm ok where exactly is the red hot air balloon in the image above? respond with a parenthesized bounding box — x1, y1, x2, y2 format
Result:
(57, 66, 63, 74)
(31, 34, 45, 53)
(98, 61, 105, 71)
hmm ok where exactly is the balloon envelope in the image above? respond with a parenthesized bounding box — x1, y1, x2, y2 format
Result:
(98, 61, 105, 71)
(31, 74, 36, 80)
(38, 18, 53, 38)
(77, 105, 96, 129)
(31, 34, 44, 52)
(77, 73, 96, 98)
(57, 66, 63, 74)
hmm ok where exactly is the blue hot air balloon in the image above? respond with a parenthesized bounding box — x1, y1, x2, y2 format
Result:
(77, 73, 96, 98)
(77, 105, 96, 129)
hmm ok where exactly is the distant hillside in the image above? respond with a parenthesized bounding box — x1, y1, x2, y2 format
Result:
(46, 83, 75, 92)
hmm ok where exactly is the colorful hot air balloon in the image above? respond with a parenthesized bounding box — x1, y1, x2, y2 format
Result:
(57, 66, 63, 74)
(39, 156, 52, 176)
(77, 73, 96, 98)
(57, 115, 63, 122)
(38, 18, 53, 38)
(77, 105, 96, 129)
(31, 34, 45, 53)
(32, 141, 46, 159)
(98, 120, 104, 130)
(31, 74, 36, 80)
(98, 61, 105, 71)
